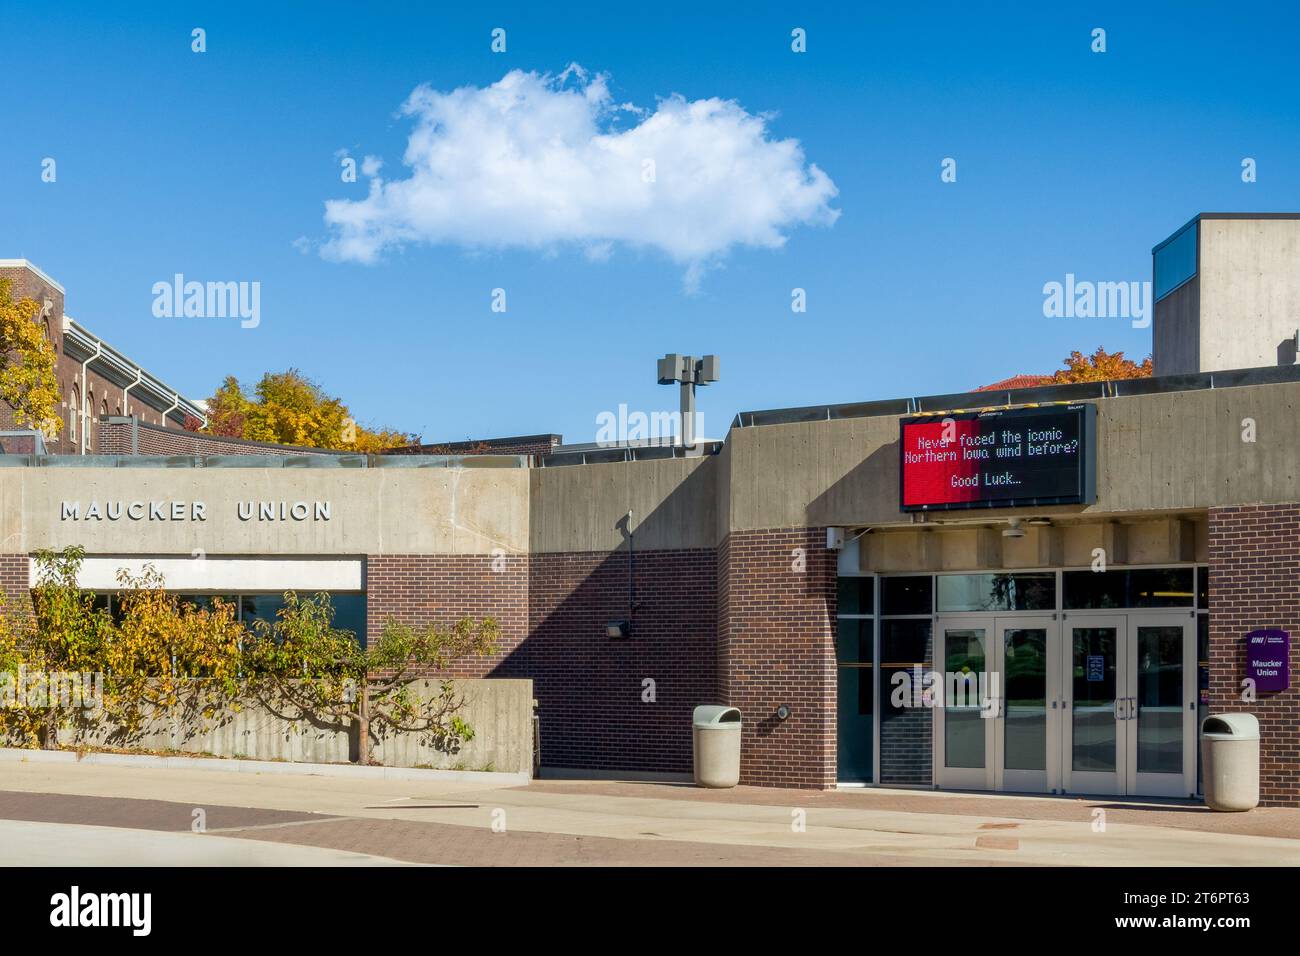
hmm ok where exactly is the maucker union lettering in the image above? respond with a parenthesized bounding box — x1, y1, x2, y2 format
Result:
(59, 500, 332, 522)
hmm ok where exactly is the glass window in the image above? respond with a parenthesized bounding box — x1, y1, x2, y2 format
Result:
(936, 573, 1055, 612)
(1196, 613, 1210, 794)
(837, 576, 874, 616)
(329, 594, 368, 648)
(1154, 220, 1197, 301)
(1063, 568, 1194, 609)
(241, 594, 287, 631)
(881, 576, 932, 616)
(836, 618, 871, 663)
(877, 619, 932, 785)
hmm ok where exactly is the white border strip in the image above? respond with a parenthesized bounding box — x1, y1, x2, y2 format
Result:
(0, 748, 528, 786)
(30, 556, 364, 592)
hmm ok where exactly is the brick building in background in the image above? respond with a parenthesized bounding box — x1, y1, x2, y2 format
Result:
(3, 214, 1300, 805)
(1, 259, 206, 455)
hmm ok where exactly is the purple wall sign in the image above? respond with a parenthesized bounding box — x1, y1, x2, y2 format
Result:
(1246, 629, 1290, 693)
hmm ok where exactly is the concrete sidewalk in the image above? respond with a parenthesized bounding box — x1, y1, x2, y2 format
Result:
(2, 759, 1298, 866)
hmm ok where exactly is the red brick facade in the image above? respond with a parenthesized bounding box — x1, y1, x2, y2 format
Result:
(526, 548, 717, 773)
(364, 548, 716, 774)
(0, 554, 32, 622)
(717, 528, 837, 788)
(365, 554, 529, 665)
(1, 262, 182, 455)
(96, 418, 343, 457)
(1208, 504, 1300, 806)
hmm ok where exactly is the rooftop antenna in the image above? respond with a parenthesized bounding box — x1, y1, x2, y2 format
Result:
(656, 353, 719, 450)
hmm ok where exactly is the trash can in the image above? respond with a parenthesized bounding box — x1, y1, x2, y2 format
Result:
(1201, 713, 1260, 811)
(693, 705, 742, 788)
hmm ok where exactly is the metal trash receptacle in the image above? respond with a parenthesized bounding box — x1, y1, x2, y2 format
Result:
(1201, 713, 1260, 811)
(693, 705, 741, 788)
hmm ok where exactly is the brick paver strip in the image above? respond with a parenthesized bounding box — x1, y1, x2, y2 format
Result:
(0, 788, 1008, 866)
(0, 790, 332, 832)
(520, 781, 1300, 841)
(217, 816, 1019, 867)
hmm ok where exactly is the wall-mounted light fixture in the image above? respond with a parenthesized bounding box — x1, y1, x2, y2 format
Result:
(606, 619, 631, 640)
(775, 704, 793, 721)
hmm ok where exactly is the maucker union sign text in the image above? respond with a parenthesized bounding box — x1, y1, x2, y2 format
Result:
(59, 500, 333, 522)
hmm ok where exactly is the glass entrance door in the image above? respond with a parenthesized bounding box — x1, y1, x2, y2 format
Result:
(935, 615, 1060, 792)
(935, 618, 993, 790)
(1129, 613, 1196, 797)
(993, 618, 1059, 793)
(1062, 613, 1196, 797)
(1062, 617, 1126, 794)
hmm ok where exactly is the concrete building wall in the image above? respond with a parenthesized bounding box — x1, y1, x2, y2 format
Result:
(31, 678, 534, 774)
(529, 455, 718, 553)
(1153, 274, 1200, 376)
(1199, 217, 1300, 372)
(0, 466, 530, 557)
(722, 382, 1300, 533)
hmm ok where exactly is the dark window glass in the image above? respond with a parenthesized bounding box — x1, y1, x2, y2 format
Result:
(176, 594, 238, 615)
(936, 573, 1055, 612)
(1128, 568, 1194, 607)
(1197, 613, 1209, 794)
(241, 594, 287, 632)
(836, 618, 871, 664)
(1063, 568, 1194, 609)
(881, 576, 932, 616)
(878, 618, 932, 721)
(1197, 567, 1209, 610)
(1154, 221, 1197, 301)
(837, 577, 874, 616)
(329, 594, 368, 648)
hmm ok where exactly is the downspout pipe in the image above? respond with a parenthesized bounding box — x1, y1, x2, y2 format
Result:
(163, 392, 181, 428)
(79, 342, 103, 455)
(122, 369, 142, 419)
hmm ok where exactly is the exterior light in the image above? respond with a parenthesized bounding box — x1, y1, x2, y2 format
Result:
(1002, 518, 1026, 539)
(606, 620, 631, 639)
(776, 704, 792, 721)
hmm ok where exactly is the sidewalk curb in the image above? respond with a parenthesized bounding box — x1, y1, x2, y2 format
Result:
(0, 747, 530, 786)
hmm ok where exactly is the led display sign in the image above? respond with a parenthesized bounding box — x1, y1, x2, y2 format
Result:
(900, 404, 1096, 512)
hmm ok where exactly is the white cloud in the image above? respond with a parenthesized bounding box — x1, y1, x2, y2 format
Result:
(319, 65, 839, 289)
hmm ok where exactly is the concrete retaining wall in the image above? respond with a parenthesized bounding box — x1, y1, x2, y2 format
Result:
(18, 678, 534, 775)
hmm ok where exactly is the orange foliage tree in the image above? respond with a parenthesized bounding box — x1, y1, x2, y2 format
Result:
(1050, 347, 1153, 384)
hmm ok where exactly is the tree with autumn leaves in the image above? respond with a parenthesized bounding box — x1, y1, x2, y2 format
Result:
(0, 278, 62, 438)
(1050, 347, 1152, 383)
(196, 369, 413, 453)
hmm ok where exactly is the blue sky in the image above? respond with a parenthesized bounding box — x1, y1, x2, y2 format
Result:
(4, 2, 1298, 444)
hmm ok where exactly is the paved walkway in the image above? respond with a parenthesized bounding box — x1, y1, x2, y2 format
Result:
(2, 760, 1298, 866)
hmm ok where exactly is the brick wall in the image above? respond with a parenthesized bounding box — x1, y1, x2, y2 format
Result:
(96, 418, 344, 457)
(0, 554, 32, 622)
(1208, 504, 1300, 806)
(527, 548, 717, 774)
(365, 554, 529, 667)
(718, 528, 837, 788)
